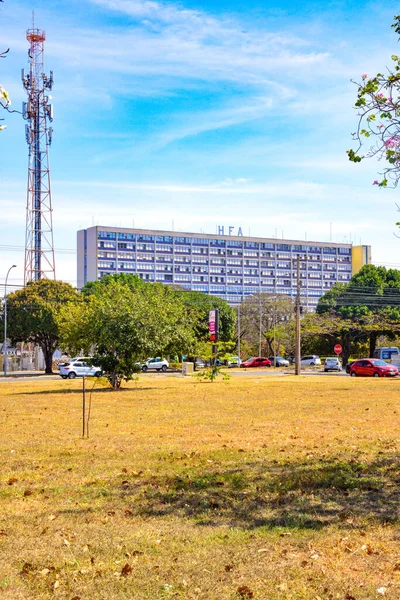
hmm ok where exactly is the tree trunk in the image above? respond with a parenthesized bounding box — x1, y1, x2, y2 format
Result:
(341, 335, 352, 367)
(369, 332, 378, 358)
(110, 369, 121, 389)
(43, 347, 54, 374)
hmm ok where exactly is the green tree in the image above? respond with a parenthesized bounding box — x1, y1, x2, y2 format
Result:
(59, 278, 196, 388)
(79, 274, 236, 371)
(239, 293, 295, 356)
(3, 280, 80, 373)
(301, 311, 368, 366)
(347, 15, 400, 188)
(316, 265, 400, 359)
(178, 290, 236, 343)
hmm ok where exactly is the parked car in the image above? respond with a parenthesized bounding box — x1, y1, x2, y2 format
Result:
(349, 359, 399, 378)
(58, 357, 102, 379)
(324, 357, 342, 372)
(227, 356, 241, 368)
(300, 355, 321, 366)
(345, 361, 354, 374)
(372, 347, 399, 361)
(141, 357, 169, 372)
(240, 357, 272, 368)
(195, 358, 206, 369)
(268, 356, 289, 367)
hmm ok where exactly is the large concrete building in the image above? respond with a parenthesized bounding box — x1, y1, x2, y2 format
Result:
(77, 226, 371, 309)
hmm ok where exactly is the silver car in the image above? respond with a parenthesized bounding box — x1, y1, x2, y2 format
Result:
(59, 357, 102, 379)
(141, 357, 169, 372)
(300, 355, 321, 366)
(324, 357, 342, 372)
(227, 356, 241, 368)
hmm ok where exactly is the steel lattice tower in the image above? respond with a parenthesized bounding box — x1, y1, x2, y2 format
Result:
(22, 25, 55, 283)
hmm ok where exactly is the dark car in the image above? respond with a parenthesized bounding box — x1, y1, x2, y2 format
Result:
(240, 357, 272, 368)
(345, 361, 354, 375)
(349, 358, 398, 378)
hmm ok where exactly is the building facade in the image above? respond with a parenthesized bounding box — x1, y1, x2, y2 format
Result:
(77, 226, 371, 309)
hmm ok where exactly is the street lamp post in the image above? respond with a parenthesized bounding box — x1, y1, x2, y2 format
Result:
(3, 265, 17, 377)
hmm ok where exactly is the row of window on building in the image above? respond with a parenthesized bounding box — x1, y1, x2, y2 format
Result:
(96, 269, 337, 301)
(97, 231, 351, 255)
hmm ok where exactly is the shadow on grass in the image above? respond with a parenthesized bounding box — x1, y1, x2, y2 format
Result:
(14, 386, 153, 395)
(118, 454, 400, 530)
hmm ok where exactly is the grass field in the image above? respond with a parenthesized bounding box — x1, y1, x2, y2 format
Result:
(1, 374, 400, 599)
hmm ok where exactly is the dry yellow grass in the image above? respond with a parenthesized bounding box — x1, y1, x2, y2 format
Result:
(1, 374, 400, 599)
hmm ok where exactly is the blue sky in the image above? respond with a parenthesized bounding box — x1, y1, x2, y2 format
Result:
(1, 0, 400, 288)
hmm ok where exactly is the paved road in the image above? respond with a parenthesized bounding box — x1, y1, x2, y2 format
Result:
(0, 368, 350, 383)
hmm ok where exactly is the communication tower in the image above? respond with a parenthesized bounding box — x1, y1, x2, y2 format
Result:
(22, 24, 55, 283)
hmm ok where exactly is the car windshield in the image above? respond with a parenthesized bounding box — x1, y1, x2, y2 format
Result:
(371, 359, 390, 367)
(326, 358, 338, 361)
(246, 358, 255, 361)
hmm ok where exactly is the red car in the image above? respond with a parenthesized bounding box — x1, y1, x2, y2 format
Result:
(240, 357, 272, 368)
(349, 359, 398, 378)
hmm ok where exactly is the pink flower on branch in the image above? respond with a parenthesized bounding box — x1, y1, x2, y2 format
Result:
(384, 136, 400, 148)
(362, 73, 368, 80)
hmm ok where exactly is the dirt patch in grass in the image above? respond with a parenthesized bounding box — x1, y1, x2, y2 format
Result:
(1, 375, 400, 599)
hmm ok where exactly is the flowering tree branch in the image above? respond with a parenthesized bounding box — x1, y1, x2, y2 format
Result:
(347, 15, 400, 188)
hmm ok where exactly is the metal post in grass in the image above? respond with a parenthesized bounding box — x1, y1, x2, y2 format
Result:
(237, 303, 241, 365)
(82, 375, 86, 438)
(273, 290, 277, 368)
(258, 297, 262, 356)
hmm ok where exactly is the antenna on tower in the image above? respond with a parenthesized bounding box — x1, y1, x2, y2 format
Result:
(23, 23, 56, 283)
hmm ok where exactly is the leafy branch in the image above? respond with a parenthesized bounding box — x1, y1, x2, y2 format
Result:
(347, 15, 400, 187)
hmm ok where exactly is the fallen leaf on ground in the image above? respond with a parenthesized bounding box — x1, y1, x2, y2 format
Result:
(20, 563, 34, 576)
(237, 585, 254, 598)
(121, 563, 133, 577)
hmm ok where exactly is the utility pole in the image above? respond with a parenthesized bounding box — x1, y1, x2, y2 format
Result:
(237, 303, 241, 364)
(258, 297, 262, 356)
(295, 258, 301, 375)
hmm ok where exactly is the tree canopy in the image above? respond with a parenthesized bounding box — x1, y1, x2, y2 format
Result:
(3, 279, 81, 373)
(59, 277, 199, 388)
(314, 265, 400, 361)
(238, 292, 295, 357)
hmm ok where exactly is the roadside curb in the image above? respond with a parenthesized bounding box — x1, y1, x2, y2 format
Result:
(0, 372, 55, 379)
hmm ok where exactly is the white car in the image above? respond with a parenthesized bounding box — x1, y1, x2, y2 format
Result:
(58, 357, 102, 379)
(227, 356, 241, 368)
(141, 357, 169, 372)
(324, 357, 342, 372)
(300, 355, 321, 366)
